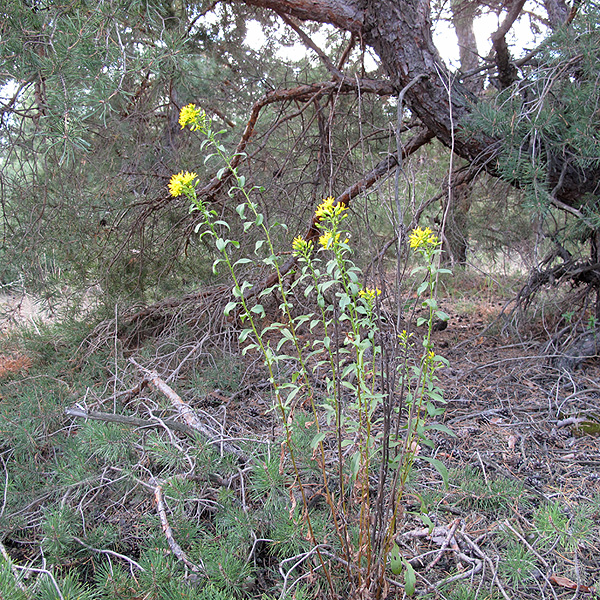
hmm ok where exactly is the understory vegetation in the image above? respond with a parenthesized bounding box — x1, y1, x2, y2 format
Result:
(1, 281, 599, 599)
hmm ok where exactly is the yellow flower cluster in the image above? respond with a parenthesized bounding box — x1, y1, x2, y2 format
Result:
(292, 236, 313, 256)
(168, 171, 197, 197)
(319, 231, 349, 249)
(359, 287, 382, 302)
(178, 104, 208, 132)
(315, 196, 347, 220)
(408, 226, 439, 250)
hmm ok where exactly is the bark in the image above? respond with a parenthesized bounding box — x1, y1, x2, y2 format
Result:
(451, 0, 483, 94)
(443, 181, 471, 265)
(543, 0, 570, 28)
(231, 0, 598, 208)
(443, 0, 482, 265)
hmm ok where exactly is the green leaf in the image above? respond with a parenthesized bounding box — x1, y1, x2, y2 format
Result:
(250, 304, 265, 317)
(239, 328, 253, 343)
(425, 422, 456, 437)
(416, 317, 427, 327)
(234, 258, 253, 267)
(417, 281, 429, 296)
(215, 238, 226, 252)
(339, 293, 351, 311)
(311, 432, 326, 449)
(421, 456, 449, 489)
(224, 301, 238, 316)
(390, 543, 402, 575)
(419, 513, 435, 533)
(403, 560, 416, 596)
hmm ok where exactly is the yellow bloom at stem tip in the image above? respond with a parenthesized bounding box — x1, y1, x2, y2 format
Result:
(408, 226, 439, 250)
(359, 287, 382, 302)
(169, 171, 197, 197)
(179, 103, 208, 132)
(318, 231, 349, 249)
(179, 104, 199, 128)
(315, 196, 347, 220)
(292, 236, 312, 256)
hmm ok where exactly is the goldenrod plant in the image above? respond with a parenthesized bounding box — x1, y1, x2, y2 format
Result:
(172, 104, 452, 597)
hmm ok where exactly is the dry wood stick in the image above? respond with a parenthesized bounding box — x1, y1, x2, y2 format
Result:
(129, 359, 248, 462)
(65, 407, 196, 437)
(154, 480, 205, 575)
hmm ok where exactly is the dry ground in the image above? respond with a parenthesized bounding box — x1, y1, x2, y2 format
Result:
(1, 288, 598, 598)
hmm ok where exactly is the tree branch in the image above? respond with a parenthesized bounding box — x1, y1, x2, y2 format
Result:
(490, 0, 526, 88)
(196, 78, 395, 201)
(244, 127, 434, 300)
(129, 359, 248, 462)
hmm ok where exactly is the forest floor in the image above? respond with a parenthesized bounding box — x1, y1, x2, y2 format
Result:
(181, 285, 600, 597)
(0, 281, 599, 599)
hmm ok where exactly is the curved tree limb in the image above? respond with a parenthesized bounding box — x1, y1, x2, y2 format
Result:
(195, 77, 395, 202)
(490, 0, 527, 89)
(244, 127, 434, 300)
(229, 0, 597, 208)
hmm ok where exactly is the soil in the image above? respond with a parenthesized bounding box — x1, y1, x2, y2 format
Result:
(2, 289, 599, 597)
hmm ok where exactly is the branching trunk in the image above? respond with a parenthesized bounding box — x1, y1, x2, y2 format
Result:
(233, 0, 599, 208)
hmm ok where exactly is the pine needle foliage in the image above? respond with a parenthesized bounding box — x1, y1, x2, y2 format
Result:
(0, 559, 28, 600)
(468, 6, 600, 243)
(453, 466, 527, 514)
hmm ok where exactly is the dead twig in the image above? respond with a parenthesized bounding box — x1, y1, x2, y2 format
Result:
(72, 536, 145, 574)
(153, 479, 205, 575)
(129, 358, 248, 462)
(65, 406, 196, 437)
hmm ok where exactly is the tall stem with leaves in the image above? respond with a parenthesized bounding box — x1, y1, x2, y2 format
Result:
(171, 104, 452, 597)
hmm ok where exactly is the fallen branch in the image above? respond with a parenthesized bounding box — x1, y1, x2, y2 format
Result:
(154, 479, 205, 575)
(129, 359, 248, 462)
(73, 536, 145, 573)
(65, 406, 197, 437)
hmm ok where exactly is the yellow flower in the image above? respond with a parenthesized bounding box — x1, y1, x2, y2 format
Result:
(318, 231, 349, 249)
(292, 236, 312, 256)
(315, 197, 335, 218)
(359, 287, 382, 302)
(179, 104, 199, 128)
(315, 197, 347, 220)
(319, 231, 334, 248)
(179, 104, 208, 132)
(408, 226, 439, 250)
(168, 171, 197, 197)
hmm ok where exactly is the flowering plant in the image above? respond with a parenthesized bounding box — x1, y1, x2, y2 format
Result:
(170, 103, 452, 596)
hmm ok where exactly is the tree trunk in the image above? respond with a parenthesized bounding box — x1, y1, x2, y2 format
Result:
(235, 0, 599, 208)
(451, 0, 483, 95)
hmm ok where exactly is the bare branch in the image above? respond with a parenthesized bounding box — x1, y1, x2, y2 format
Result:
(490, 0, 527, 88)
(129, 359, 248, 462)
